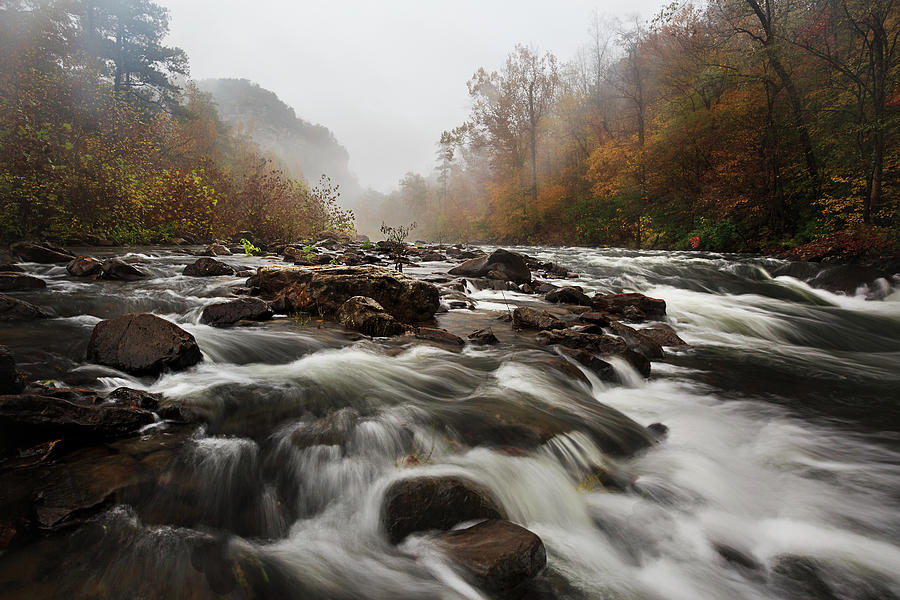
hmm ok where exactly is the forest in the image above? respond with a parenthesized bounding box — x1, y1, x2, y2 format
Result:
(0, 0, 353, 245)
(362, 0, 900, 253)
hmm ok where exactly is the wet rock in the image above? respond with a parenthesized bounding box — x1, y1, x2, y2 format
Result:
(512, 307, 567, 331)
(9, 241, 74, 263)
(100, 259, 146, 281)
(437, 519, 547, 597)
(621, 348, 651, 378)
(66, 256, 102, 277)
(449, 249, 531, 284)
(0, 346, 24, 395)
(713, 543, 760, 570)
(0, 263, 23, 272)
(0, 293, 50, 321)
(183, 257, 235, 277)
(156, 402, 206, 424)
(609, 321, 665, 360)
(382, 476, 503, 543)
(250, 265, 441, 323)
(86, 313, 202, 375)
(545, 286, 591, 306)
(337, 296, 405, 336)
(647, 422, 669, 439)
(0, 272, 45, 291)
(421, 252, 445, 262)
(535, 329, 626, 354)
(772, 556, 840, 600)
(200, 297, 273, 326)
(0, 394, 154, 446)
(535, 282, 558, 294)
(579, 311, 612, 326)
(592, 293, 666, 321)
(557, 347, 618, 383)
(411, 327, 465, 346)
(640, 325, 688, 347)
(106, 387, 161, 411)
(291, 408, 360, 449)
(204, 242, 232, 256)
(468, 328, 499, 345)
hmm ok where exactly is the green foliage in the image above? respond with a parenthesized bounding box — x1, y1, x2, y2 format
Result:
(690, 219, 739, 252)
(240, 238, 260, 256)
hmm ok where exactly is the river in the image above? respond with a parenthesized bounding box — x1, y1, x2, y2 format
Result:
(1, 246, 898, 599)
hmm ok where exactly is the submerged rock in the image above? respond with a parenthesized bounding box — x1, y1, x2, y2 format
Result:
(200, 297, 273, 326)
(449, 249, 531, 284)
(250, 265, 440, 322)
(0, 293, 50, 321)
(512, 307, 567, 331)
(0, 272, 45, 291)
(183, 257, 235, 277)
(382, 476, 503, 543)
(100, 259, 146, 281)
(9, 241, 74, 263)
(0, 346, 24, 395)
(86, 313, 202, 375)
(66, 256, 102, 277)
(437, 519, 547, 596)
(337, 296, 405, 336)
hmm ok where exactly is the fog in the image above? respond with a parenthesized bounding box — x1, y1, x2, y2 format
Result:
(157, 0, 667, 193)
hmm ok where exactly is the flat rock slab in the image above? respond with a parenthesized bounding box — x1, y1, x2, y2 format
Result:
(437, 519, 547, 596)
(87, 313, 202, 375)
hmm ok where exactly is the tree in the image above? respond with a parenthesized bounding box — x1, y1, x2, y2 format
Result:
(81, 0, 188, 107)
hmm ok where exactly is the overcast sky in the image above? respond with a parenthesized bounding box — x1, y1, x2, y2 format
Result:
(157, 0, 667, 192)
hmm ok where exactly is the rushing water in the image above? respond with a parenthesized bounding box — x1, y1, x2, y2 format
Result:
(1, 246, 899, 599)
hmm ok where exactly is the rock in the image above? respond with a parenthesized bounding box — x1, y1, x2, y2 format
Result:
(0, 263, 23, 273)
(183, 257, 235, 277)
(640, 325, 688, 347)
(0, 293, 49, 320)
(106, 387, 161, 411)
(66, 256, 102, 277)
(337, 296, 405, 336)
(291, 408, 360, 449)
(621, 348, 651, 378)
(100, 259, 146, 281)
(86, 313, 202, 375)
(449, 249, 531, 284)
(382, 476, 503, 543)
(592, 292, 666, 321)
(437, 519, 546, 596)
(545, 286, 591, 306)
(557, 347, 618, 383)
(609, 321, 664, 360)
(579, 311, 612, 326)
(200, 297, 273, 326)
(0, 394, 154, 447)
(421, 252, 445, 262)
(535, 282, 558, 294)
(316, 229, 351, 242)
(535, 329, 627, 355)
(647, 422, 669, 439)
(0, 272, 45, 291)
(468, 328, 499, 345)
(205, 243, 232, 256)
(0, 346, 24, 395)
(249, 265, 441, 323)
(9, 241, 73, 263)
(156, 402, 206, 424)
(512, 307, 567, 331)
(411, 327, 465, 346)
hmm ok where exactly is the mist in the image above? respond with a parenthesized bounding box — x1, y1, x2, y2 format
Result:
(156, 0, 667, 193)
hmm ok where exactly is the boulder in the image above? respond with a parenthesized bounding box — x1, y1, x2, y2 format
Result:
(411, 327, 465, 346)
(512, 307, 567, 331)
(609, 321, 664, 360)
(557, 347, 618, 383)
(337, 296, 405, 336)
(66, 256, 102, 277)
(449, 249, 531, 284)
(9, 241, 73, 263)
(86, 313, 202, 375)
(0, 346, 24, 395)
(468, 328, 499, 345)
(641, 325, 688, 347)
(647, 422, 669, 439)
(421, 252, 445, 262)
(535, 329, 627, 355)
(382, 476, 503, 543)
(200, 297, 273, 326)
(249, 265, 441, 323)
(100, 259, 146, 281)
(0, 293, 49, 321)
(437, 519, 547, 596)
(0, 272, 45, 291)
(592, 293, 666, 321)
(545, 286, 591, 306)
(183, 257, 235, 277)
